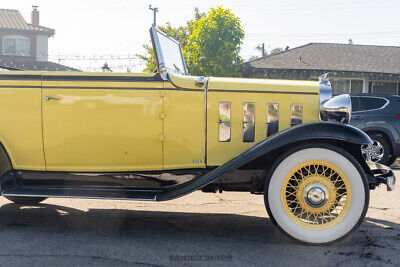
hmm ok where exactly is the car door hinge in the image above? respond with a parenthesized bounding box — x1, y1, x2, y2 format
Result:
(159, 112, 165, 119)
(159, 90, 165, 97)
(159, 134, 164, 141)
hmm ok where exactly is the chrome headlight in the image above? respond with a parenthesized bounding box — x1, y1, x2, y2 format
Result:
(320, 94, 352, 124)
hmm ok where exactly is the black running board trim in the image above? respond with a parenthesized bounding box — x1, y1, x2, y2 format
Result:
(2, 187, 160, 201)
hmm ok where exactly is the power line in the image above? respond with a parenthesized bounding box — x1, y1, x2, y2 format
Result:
(241, 0, 400, 12)
(245, 32, 400, 41)
(246, 30, 400, 38)
(48, 55, 142, 61)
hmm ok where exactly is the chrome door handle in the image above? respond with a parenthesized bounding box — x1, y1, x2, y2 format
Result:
(45, 96, 61, 101)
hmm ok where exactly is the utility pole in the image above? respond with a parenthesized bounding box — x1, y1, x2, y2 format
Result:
(149, 5, 158, 27)
(257, 43, 266, 58)
(261, 43, 265, 58)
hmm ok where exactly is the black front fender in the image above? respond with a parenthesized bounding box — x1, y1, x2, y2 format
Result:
(157, 122, 372, 201)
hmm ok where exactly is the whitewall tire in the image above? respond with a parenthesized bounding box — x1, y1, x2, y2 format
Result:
(264, 144, 369, 245)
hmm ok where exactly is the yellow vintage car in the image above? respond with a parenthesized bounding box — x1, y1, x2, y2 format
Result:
(0, 27, 395, 244)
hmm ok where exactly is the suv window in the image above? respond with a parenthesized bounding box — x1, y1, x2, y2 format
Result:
(358, 97, 387, 112)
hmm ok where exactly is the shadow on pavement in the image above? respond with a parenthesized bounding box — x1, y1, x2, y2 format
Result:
(0, 202, 286, 244)
(0, 202, 398, 266)
(0, 202, 398, 246)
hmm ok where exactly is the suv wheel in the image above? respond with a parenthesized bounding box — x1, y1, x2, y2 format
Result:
(361, 134, 390, 165)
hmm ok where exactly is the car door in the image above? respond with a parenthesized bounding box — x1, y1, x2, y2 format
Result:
(41, 73, 164, 172)
(163, 75, 205, 170)
(352, 96, 386, 130)
(149, 28, 206, 170)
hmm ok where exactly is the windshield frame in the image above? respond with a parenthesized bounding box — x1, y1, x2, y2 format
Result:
(150, 27, 188, 78)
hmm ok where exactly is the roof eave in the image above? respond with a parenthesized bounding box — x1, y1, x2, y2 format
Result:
(0, 27, 55, 36)
(246, 67, 400, 77)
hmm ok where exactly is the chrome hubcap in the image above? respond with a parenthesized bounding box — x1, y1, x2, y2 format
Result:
(361, 139, 384, 162)
(304, 184, 329, 208)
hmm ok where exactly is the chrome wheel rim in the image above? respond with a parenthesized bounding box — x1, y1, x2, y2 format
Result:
(304, 184, 329, 208)
(361, 140, 384, 162)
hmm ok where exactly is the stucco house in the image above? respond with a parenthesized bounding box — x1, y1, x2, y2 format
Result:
(0, 6, 77, 71)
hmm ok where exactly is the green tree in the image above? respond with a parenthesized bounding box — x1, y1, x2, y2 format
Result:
(270, 47, 283, 54)
(137, 7, 244, 77)
(136, 44, 157, 73)
(185, 7, 244, 77)
(137, 8, 204, 73)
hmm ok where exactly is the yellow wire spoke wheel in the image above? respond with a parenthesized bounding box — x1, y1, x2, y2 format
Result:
(281, 161, 352, 230)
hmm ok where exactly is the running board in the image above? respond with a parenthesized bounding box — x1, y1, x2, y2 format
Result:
(2, 187, 160, 201)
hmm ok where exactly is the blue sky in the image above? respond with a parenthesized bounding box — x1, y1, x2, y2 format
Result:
(3, 0, 400, 71)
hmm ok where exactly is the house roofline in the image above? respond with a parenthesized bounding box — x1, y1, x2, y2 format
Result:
(245, 42, 400, 65)
(245, 43, 314, 64)
(244, 67, 400, 78)
(0, 26, 55, 36)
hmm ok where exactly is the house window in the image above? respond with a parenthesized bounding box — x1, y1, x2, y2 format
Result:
(350, 80, 363, 93)
(330, 79, 364, 94)
(371, 82, 397, 95)
(330, 79, 350, 94)
(2, 36, 30, 56)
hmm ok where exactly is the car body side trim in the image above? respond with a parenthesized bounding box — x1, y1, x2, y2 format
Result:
(204, 77, 210, 165)
(0, 74, 42, 80)
(0, 74, 163, 82)
(208, 89, 318, 95)
(42, 74, 163, 82)
(0, 85, 42, 89)
(0, 85, 202, 92)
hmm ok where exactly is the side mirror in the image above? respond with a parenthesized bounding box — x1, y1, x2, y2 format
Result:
(320, 94, 352, 124)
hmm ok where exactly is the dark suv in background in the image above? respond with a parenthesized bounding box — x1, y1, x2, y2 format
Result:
(349, 94, 400, 165)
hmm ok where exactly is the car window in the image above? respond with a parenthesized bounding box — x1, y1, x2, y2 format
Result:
(358, 97, 387, 112)
(351, 97, 360, 112)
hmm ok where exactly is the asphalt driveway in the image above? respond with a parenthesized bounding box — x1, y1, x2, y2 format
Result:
(0, 170, 398, 267)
